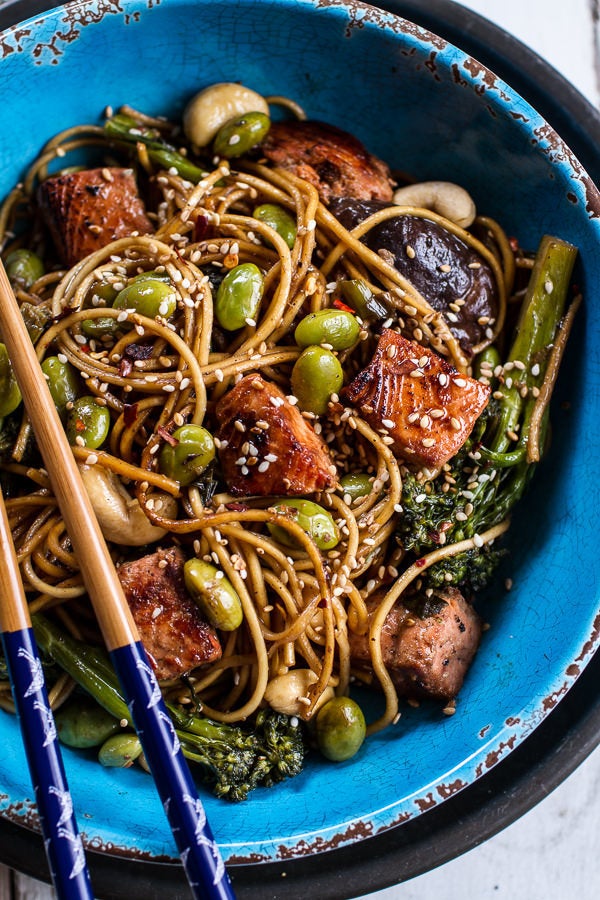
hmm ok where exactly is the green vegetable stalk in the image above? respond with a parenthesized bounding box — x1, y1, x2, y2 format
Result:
(32, 614, 306, 801)
(397, 235, 578, 590)
(104, 113, 208, 183)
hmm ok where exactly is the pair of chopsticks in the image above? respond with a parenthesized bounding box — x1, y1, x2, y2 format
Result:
(0, 260, 236, 899)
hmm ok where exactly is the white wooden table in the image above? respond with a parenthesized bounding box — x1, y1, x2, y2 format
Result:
(1, 0, 599, 897)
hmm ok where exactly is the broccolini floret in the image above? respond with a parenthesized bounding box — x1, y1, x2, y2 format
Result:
(32, 614, 306, 802)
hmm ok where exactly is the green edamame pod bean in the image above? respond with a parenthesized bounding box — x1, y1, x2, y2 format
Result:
(98, 732, 142, 768)
(0, 344, 21, 418)
(41, 356, 80, 420)
(213, 111, 271, 158)
(159, 424, 216, 485)
(215, 262, 264, 330)
(339, 472, 373, 503)
(82, 283, 121, 336)
(184, 558, 243, 631)
(5, 248, 45, 289)
(81, 315, 122, 339)
(253, 203, 297, 249)
(315, 696, 366, 761)
(268, 499, 340, 550)
(294, 308, 360, 351)
(91, 282, 119, 304)
(291, 346, 343, 415)
(113, 278, 177, 319)
(56, 697, 121, 748)
(66, 396, 110, 448)
(131, 270, 171, 284)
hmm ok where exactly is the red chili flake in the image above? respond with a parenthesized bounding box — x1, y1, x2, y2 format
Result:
(118, 358, 133, 378)
(225, 502, 250, 512)
(415, 558, 426, 568)
(193, 214, 212, 242)
(123, 403, 139, 427)
(157, 424, 178, 446)
(509, 236, 520, 252)
(332, 298, 355, 313)
(75, 417, 86, 434)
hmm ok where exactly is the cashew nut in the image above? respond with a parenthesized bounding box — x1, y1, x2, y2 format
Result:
(78, 463, 178, 546)
(392, 181, 476, 229)
(264, 669, 335, 719)
(183, 83, 269, 148)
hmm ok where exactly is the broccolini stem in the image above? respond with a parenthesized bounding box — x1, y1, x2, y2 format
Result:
(489, 234, 577, 456)
(104, 113, 208, 183)
(32, 614, 130, 722)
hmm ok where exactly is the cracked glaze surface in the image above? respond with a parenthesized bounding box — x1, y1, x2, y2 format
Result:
(1, 0, 600, 868)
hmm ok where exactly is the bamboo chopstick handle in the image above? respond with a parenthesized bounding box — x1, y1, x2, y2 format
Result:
(0, 261, 235, 899)
(0, 489, 94, 899)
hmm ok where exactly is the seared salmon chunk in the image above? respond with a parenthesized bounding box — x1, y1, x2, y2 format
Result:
(117, 546, 221, 682)
(261, 120, 394, 204)
(215, 374, 337, 496)
(349, 587, 482, 701)
(38, 167, 153, 267)
(342, 329, 491, 468)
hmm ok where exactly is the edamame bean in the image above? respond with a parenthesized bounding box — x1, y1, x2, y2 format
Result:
(81, 315, 122, 339)
(184, 558, 243, 631)
(0, 344, 21, 418)
(66, 396, 110, 448)
(294, 308, 360, 351)
(339, 472, 373, 503)
(41, 356, 79, 420)
(315, 696, 366, 761)
(291, 346, 343, 415)
(56, 697, 121, 748)
(268, 499, 340, 550)
(213, 111, 271, 158)
(5, 248, 44, 289)
(159, 424, 215, 485)
(113, 278, 177, 319)
(253, 203, 297, 249)
(98, 732, 142, 768)
(131, 270, 171, 284)
(215, 262, 264, 330)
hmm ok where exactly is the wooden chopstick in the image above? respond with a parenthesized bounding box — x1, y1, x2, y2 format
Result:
(0, 485, 95, 899)
(0, 261, 236, 900)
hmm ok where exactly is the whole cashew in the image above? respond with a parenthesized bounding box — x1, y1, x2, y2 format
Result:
(78, 463, 178, 546)
(264, 669, 335, 719)
(392, 181, 476, 229)
(183, 82, 269, 148)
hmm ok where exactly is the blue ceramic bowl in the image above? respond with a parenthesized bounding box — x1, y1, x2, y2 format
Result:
(1, 0, 599, 890)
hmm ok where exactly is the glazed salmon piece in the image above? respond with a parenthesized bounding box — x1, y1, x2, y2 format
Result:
(260, 120, 394, 204)
(215, 374, 337, 497)
(349, 587, 482, 701)
(117, 546, 221, 682)
(38, 167, 153, 267)
(342, 329, 491, 468)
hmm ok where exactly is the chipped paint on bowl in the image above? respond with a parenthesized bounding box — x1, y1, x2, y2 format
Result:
(1, 0, 600, 870)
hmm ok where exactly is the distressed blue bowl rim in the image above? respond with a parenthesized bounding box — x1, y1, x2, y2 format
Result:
(1, 0, 600, 892)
